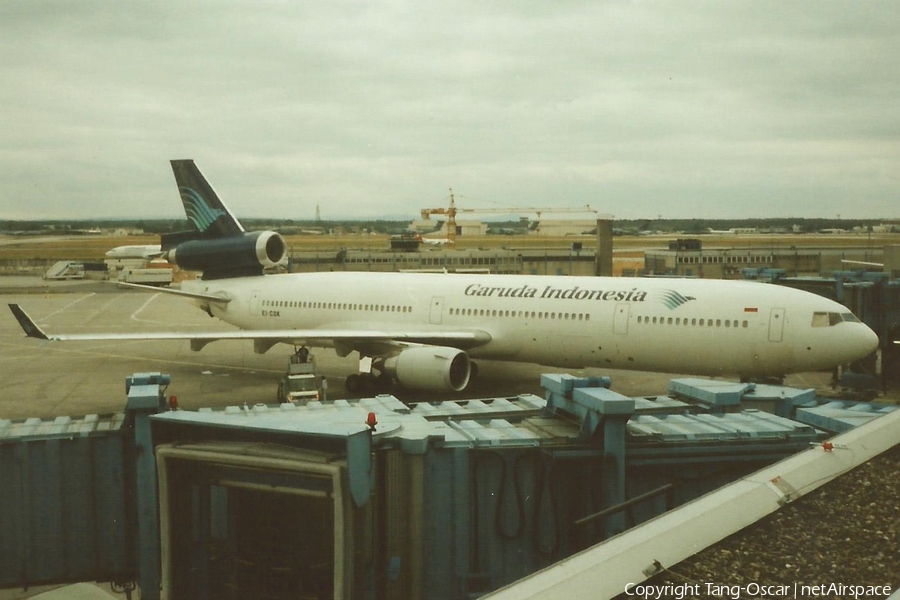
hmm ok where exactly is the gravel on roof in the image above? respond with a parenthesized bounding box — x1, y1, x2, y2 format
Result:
(643, 445, 900, 595)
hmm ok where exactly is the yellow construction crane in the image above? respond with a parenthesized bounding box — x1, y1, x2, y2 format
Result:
(420, 190, 599, 244)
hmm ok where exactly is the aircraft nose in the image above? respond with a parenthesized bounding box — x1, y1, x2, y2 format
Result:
(853, 323, 880, 360)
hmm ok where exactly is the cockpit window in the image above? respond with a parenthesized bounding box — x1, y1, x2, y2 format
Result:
(812, 312, 830, 327)
(812, 311, 861, 327)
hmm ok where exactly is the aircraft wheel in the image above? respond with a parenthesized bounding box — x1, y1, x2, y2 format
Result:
(345, 373, 361, 394)
(360, 372, 378, 394)
(375, 373, 393, 394)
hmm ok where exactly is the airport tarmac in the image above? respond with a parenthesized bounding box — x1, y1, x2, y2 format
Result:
(0, 277, 837, 422)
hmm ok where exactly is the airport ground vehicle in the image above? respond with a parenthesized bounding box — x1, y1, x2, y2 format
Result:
(118, 267, 173, 286)
(277, 350, 322, 403)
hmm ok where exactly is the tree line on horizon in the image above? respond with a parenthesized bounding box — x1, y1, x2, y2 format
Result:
(1, 217, 897, 236)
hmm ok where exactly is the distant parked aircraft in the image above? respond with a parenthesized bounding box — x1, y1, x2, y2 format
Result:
(105, 244, 163, 259)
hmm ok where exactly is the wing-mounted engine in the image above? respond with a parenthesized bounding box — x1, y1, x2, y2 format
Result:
(166, 231, 287, 280)
(382, 346, 471, 392)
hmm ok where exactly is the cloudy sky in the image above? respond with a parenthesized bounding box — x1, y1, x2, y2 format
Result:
(2, 1, 898, 221)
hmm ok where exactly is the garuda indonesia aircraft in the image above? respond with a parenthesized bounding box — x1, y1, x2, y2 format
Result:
(9, 160, 879, 394)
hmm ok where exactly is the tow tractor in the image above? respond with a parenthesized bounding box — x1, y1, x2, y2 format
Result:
(277, 347, 324, 404)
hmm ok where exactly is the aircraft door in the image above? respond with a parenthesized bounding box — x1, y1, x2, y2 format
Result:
(614, 303, 630, 334)
(768, 307, 785, 342)
(429, 297, 444, 325)
(250, 290, 262, 315)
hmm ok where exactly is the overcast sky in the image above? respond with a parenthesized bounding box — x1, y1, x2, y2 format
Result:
(2, 1, 898, 222)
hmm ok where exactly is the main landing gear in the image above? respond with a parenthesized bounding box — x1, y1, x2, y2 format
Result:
(345, 371, 393, 395)
(344, 355, 393, 395)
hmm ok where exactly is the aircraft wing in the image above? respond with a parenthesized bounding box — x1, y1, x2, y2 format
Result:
(8, 304, 491, 353)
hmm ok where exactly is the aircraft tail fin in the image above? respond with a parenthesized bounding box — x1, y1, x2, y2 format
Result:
(170, 160, 245, 239)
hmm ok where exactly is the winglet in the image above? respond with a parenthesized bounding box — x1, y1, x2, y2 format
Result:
(8, 304, 50, 340)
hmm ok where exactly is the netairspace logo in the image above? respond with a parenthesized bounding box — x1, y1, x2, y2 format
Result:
(624, 581, 894, 599)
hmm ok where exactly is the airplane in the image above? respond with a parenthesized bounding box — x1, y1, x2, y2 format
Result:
(105, 244, 163, 259)
(420, 237, 453, 247)
(405, 220, 445, 235)
(8, 160, 880, 394)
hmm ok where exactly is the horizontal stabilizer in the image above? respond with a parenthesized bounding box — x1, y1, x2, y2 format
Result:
(117, 281, 232, 304)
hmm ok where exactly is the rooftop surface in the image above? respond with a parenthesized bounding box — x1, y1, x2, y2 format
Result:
(643, 444, 900, 593)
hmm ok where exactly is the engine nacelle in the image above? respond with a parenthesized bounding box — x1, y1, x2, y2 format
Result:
(382, 346, 471, 392)
(167, 231, 287, 279)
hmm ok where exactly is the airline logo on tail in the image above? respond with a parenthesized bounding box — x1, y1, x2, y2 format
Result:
(179, 186, 226, 233)
(170, 159, 244, 238)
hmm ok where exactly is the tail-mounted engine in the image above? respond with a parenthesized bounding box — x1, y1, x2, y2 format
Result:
(166, 231, 287, 279)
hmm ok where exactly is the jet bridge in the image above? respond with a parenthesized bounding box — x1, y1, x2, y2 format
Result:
(0, 413, 130, 589)
(0, 373, 895, 600)
(0, 373, 171, 598)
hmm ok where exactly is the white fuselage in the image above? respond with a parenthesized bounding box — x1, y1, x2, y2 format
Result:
(105, 244, 162, 259)
(184, 271, 878, 378)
